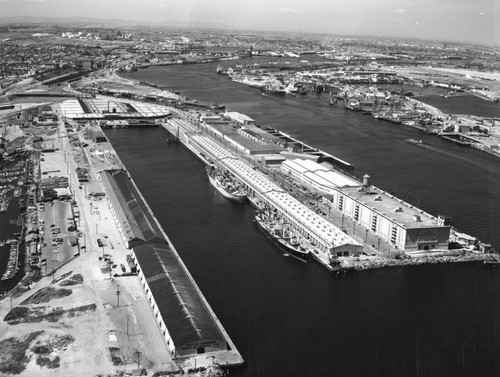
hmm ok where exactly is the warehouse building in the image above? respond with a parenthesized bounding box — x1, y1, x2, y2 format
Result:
(98, 169, 230, 358)
(98, 169, 165, 248)
(280, 159, 450, 252)
(131, 242, 228, 358)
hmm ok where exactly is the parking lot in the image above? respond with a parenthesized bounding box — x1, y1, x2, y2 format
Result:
(38, 200, 79, 274)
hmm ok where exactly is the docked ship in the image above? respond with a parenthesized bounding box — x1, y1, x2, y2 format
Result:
(254, 209, 310, 261)
(261, 81, 286, 96)
(206, 165, 246, 203)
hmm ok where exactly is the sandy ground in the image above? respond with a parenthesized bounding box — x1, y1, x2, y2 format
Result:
(429, 67, 500, 83)
(391, 66, 500, 95)
(76, 70, 182, 101)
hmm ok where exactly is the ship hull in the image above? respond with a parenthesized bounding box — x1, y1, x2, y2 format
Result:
(261, 89, 286, 96)
(208, 173, 246, 203)
(254, 213, 309, 261)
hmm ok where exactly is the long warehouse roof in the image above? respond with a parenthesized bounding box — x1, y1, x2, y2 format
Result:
(99, 170, 166, 244)
(133, 242, 226, 351)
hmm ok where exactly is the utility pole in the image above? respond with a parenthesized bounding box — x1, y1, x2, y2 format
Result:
(116, 285, 120, 307)
(136, 351, 141, 370)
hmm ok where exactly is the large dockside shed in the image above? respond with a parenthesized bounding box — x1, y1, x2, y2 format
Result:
(99, 169, 228, 358)
(280, 159, 450, 252)
(99, 170, 165, 248)
(132, 243, 228, 358)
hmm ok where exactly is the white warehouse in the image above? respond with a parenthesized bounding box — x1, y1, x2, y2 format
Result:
(281, 159, 450, 252)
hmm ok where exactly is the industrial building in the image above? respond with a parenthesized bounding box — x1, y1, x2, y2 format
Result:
(60, 98, 171, 121)
(132, 242, 228, 358)
(98, 169, 232, 358)
(193, 117, 284, 155)
(98, 170, 165, 249)
(280, 159, 451, 252)
(222, 111, 255, 126)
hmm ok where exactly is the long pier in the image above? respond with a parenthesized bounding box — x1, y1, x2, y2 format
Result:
(160, 117, 363, 271)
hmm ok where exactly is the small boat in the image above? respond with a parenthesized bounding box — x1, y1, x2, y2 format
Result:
(484, 260, 500, 267)
(405, 139, 423, 145)
(210, 103, 226, 111)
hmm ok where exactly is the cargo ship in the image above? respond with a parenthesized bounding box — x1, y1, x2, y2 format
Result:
(254, 209, 309, 261)
(206, 165, 246, 203)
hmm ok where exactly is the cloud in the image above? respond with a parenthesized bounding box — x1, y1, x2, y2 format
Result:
(276, 7, 299, 14)
(393, 8, 407, 14)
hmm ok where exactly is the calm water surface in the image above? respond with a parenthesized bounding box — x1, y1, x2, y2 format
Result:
(111, 63, 500, 377)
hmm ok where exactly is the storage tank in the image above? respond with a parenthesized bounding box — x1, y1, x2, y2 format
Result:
(362, 174, 371, 188)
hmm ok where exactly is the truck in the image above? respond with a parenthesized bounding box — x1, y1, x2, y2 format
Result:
(126, 254, 137, 274)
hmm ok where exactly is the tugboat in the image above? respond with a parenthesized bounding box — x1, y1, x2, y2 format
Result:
(209, 103, 226, 112)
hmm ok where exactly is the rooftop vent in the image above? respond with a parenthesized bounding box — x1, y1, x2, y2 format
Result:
(394, 206, 403, 212)
(374, 196, 382, 201)
(413, 215, 421, 222)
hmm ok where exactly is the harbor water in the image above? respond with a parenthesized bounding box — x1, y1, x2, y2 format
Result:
(113, 61, 500, 377)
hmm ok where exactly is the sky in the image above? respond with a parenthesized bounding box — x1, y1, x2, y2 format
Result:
(0, 0, 498, 46)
